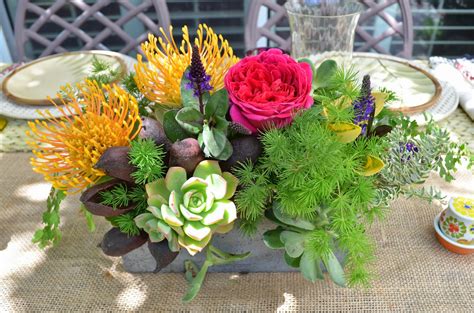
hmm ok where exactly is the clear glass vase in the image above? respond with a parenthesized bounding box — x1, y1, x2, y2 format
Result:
(285, 0, 363, 65)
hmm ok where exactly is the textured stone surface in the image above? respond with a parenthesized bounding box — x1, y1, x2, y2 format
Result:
(122, 220, 297, 273)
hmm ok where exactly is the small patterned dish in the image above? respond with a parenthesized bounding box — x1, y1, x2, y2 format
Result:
(434, 212, 474, 255)
(439, 197, 474, 245)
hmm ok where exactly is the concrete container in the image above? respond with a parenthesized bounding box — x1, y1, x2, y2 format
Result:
(122, 220, 296, 273)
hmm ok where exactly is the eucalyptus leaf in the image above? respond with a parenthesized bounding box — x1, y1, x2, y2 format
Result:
(214, 116, 229, 132)
(202, 124, 226, 156)
(273, 202, 315, 231)
(180, 67, 199, 109)
(204, 89, 229, 118)
(175, 107, 204, 134)
(163, 110, 190, 142)
(314, 59, 338, 89)
(280, 230, 305, 258)
(322, 251, 346, 287)
(284, 252, 301, 268)
(300, 252, 323, 282)
(264, 209, 288, 228)
(263, 227, 285, 249)
(214, 139, 233, 161)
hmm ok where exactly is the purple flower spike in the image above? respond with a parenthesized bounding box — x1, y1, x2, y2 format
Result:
(186, 45, 213, 98)
(353, 75, 375, 137)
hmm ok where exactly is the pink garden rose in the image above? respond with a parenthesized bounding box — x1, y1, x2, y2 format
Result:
(225, 49, 313, 133)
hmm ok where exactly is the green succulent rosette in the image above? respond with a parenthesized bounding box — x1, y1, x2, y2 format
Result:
(135, 160, 239, 255)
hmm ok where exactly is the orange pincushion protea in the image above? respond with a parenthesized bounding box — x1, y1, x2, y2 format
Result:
(134, 24, 238, 107)
(26, 81, 141, 193)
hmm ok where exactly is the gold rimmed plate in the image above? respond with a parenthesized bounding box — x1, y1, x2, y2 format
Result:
(311, 52, 442, 115)
(1, 50, 126, 106)
(351, 53, 442, 115)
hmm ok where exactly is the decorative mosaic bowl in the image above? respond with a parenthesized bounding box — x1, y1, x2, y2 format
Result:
(439, 197, 474, 245)
(434, 212, 474, 255)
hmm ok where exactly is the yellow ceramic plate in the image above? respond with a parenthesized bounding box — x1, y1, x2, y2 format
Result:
(1, 51, 126, 106)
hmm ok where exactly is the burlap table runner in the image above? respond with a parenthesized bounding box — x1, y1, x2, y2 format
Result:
(1, 153, 473, 312)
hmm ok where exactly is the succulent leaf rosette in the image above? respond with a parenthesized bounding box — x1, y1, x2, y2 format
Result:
(135, 160, 238, 255)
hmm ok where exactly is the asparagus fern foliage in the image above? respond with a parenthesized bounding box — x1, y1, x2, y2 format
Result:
(100, 184, 148, 236)
(128, 138, 166, 185)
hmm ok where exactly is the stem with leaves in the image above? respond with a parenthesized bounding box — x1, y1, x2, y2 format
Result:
(32, 187, 66, 248)
(182, 245, 250, 302)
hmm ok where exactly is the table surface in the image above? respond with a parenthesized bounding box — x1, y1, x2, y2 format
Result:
(1, 58, 473, 311)
(1, 153, 473, 312)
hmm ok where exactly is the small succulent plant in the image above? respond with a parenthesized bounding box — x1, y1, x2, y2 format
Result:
(134, 160, 238, 255)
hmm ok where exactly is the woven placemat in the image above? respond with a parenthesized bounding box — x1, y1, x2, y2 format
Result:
(0, 152, 473, 312)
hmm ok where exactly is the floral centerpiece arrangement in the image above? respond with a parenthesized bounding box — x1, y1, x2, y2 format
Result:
(27, 24, 471, 302)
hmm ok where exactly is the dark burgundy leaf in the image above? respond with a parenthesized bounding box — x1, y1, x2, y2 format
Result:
(100, 228, 148, 256)
(372, 125, 393, 137)
(80, 179, 136, 217)
(147, 241, 179, 273)
(94, 146, 136, 182)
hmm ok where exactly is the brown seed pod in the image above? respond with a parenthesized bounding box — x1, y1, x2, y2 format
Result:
(94, 146, 136, 182)
(101, 228, 148, 256)
(80, 178, 136, 217)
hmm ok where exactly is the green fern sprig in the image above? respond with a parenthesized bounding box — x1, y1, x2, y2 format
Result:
(233, 161, 272, 232)
(129, 138, 166, 185)
(101, 184, 148, 236)
(87, 56, 121, 86)
(108, 213, 141, 236)
(122, 72, 152, 116)
(129, 185, 148, 212)
(337, 225, 375, 287)
(100, 184, 130, 209)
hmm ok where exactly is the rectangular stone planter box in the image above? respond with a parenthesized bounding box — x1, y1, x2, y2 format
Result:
(123, 220, 296, 273)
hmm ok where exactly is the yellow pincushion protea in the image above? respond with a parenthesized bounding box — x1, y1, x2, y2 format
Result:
(134, 24, 239, 107)
(26, 81, 141, 193)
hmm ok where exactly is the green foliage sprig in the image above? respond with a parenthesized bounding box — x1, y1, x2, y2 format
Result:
(232, 102, 385, 285)
(100, 184, 148, 236)
(259, 106, 382, 218)
(128, 138, 166, 185)
(183, 245, 250, 302)
(32, 187, 66, 248)
(376, 116, 472, 208)
(100, 183, 130, 209)
(122, 72, 153, 117)
(311, 60, 361, 108)
(87, 56, 121, 86)
(233, 161, 273, 235)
